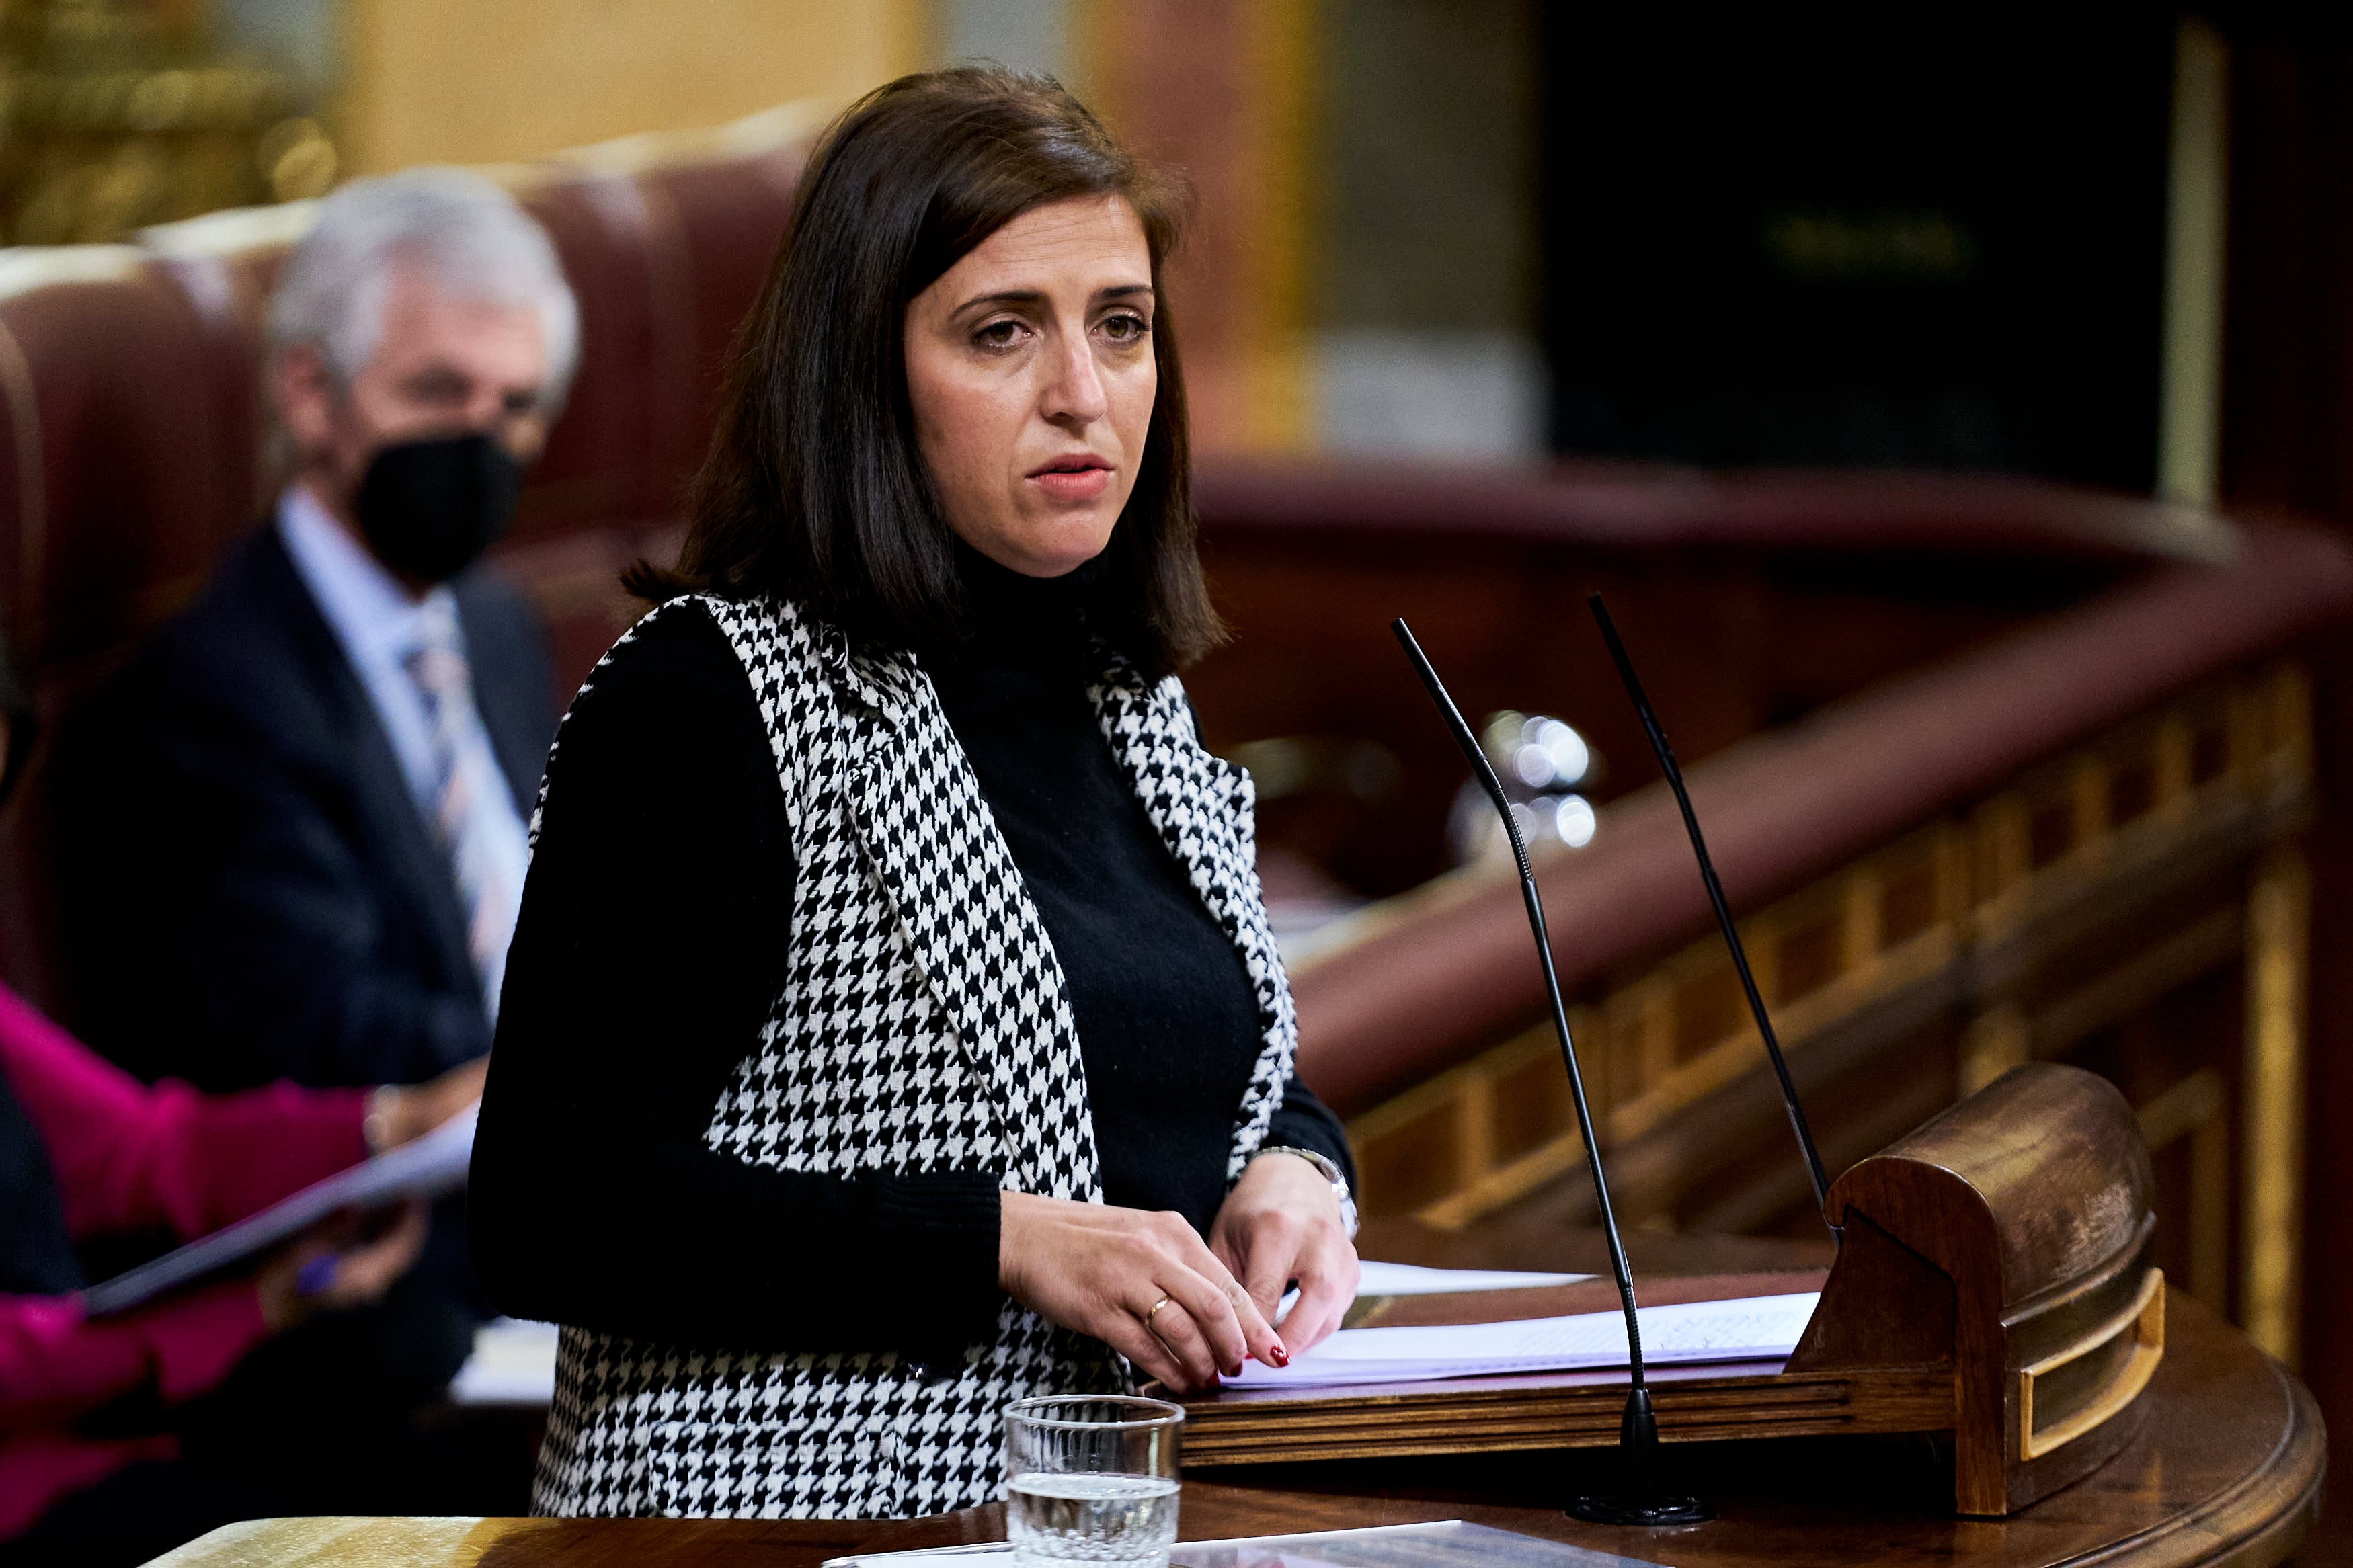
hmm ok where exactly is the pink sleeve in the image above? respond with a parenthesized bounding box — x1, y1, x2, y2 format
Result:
(0, 1282, 269, 1422)
(0, 985, 368, 1242)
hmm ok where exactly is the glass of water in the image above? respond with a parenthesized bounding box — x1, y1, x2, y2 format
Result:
(1005, 1395, 1183, 1568)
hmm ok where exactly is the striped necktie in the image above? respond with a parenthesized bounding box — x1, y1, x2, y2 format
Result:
(403, 597, 526, 1019)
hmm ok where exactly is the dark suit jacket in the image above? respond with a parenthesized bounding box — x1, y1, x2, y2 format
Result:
(58, 525, 557, 1092)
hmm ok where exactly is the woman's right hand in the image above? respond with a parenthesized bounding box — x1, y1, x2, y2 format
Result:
(256, 1199, 431, 1331)
(999, 1192, 1287, 1393)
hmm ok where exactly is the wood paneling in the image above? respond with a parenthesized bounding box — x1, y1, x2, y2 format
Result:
(1339, 665, 2310, 1356)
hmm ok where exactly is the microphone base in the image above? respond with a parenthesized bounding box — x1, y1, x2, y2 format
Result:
(1570, 1387, 1712, 1525)
(1564, 1494, 1715, 1526)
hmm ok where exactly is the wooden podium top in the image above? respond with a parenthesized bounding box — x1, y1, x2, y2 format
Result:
(151, 1233, 2321, 1568)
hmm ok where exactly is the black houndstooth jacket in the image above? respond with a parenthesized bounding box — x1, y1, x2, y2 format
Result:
(528, 594, 1298, 1518)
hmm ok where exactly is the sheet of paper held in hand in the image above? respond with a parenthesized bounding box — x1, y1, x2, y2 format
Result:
(1226, 1292, 1822, 1388)
(824, 1519, 1667, 1568)
(80, 1105, 479, 1316)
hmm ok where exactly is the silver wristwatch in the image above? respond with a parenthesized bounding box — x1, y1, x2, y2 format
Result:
(1260, 1145, 1359, 1239)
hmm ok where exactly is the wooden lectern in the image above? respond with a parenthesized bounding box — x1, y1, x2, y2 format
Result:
(1183, 1062, 2169, 1517)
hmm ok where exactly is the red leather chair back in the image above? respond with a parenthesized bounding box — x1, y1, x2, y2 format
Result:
(0, 253, 266, 1005)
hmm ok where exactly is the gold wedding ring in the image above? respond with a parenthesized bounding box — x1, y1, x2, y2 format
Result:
(1144, 1296, 1172, 1339)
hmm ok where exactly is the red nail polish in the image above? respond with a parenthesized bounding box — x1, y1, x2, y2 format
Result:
(1269, 1344, 1289, 1368)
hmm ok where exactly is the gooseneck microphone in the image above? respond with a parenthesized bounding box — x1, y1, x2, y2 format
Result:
(1586, 593, 1839, 1247)
(1392, 618, 1709, 1527)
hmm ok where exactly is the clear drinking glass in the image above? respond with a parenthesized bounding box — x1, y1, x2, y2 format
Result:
(1004, 1395, 1184, 1568)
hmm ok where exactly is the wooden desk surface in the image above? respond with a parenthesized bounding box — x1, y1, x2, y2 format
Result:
(150, 1227, 2323, 1568)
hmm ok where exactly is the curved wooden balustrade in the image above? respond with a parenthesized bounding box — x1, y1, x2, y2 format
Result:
(1288, 518, 2348, 1112)
(1279, 516, 2350, 1364)
(1195, 455, 2240, 564)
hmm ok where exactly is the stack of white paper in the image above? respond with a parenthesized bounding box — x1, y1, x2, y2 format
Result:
(1351, 1260, 1591, 1296)
(444, 1262, 1607, 1409)
(1275, 1260, 1591, 1325)
(1228, 1292, 1820, 1388)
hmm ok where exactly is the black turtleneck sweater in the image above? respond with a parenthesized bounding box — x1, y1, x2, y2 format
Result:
(470, 573, 1351, 1356)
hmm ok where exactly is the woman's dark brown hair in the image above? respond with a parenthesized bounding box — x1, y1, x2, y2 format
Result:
(631, 66, 1220, 675)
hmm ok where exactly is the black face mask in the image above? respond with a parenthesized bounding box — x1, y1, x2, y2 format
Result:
(352, 431, 523, 584)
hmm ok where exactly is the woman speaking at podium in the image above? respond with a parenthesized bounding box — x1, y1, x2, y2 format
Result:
(470, 67, 1360, 1520)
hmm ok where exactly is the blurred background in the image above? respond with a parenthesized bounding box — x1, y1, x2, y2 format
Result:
(5, 0, 2313, 491)
(7, 0, 2353, 1553)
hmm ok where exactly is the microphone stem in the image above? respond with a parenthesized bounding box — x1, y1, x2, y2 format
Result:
(1587, 594, 1837, 1235)
(1514, 852, 1647, 1388)
(1392, 620, 1648, 1389)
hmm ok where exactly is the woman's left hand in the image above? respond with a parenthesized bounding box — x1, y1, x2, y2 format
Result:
(1208, 1152, 1361, 1354)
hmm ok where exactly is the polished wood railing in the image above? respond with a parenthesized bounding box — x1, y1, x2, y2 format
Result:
(1281, 522, 2350, 1360)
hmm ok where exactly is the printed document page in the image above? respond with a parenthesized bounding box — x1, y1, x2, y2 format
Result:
(1351, 1261, 1591, 1295)
(1229, 1292, 1819, 1388)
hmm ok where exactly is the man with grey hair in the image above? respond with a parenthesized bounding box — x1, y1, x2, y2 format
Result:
(67, 167, 571, 1095)
(54, 165, 573, 1509)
